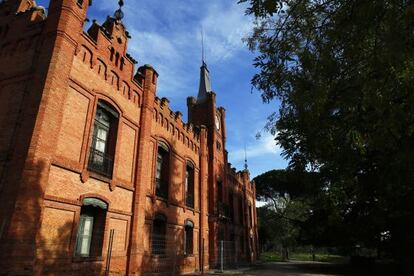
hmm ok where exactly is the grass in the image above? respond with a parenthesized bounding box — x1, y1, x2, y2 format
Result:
(261, 251, 348, 264)
(261, 252, 284, 262)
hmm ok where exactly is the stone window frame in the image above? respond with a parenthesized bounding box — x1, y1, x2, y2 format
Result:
(154, 140, 171, 200)
(87, 100, 119, 179)
(183, 219, 194, 256)
(74, 197, 108, 258)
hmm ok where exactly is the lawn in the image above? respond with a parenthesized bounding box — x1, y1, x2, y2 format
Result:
(261, 251, 348, 264)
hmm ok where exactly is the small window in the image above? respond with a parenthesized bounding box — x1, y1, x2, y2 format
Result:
(240, 235, 244, 253)
(115, 52, 120, 66)
(152, 214, 167, 255)
(239, 197, 244, 225)
(229, 192, 234, 221)
(88, 101, 118, 178)
(217, 181, 223, 203)
(216, 141, 221, 150)
(155, 142, 169, 199)
(184, 220, 194, 255)
(75, 198, 107, 257)
(120, 57, 124, 70)
(185, 162, 194, 208)
(110, 48, 114, 61)
(249, 205, 253, 227)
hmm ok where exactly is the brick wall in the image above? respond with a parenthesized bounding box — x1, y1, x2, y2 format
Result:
(0, 0, 258, 275)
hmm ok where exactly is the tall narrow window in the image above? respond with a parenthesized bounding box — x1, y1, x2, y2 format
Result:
(88, 101, 118, 178)
(110, 47, 114, 61)
(217, 181, 222, 203)
(229, 192, 234, 221)
(75, 198, 107, 257)
(240, 235, 244, 253)
(155, 142, 169, 199)
(184, 220, 194, 255)
(152, 214, 167, 255)
(249, 205, 253, 227)
(239, 196, 244, 225)
(185, 162, 194, 208)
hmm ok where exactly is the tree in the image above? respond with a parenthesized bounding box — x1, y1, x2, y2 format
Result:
(240, 0, 414, 263)
(254, 169, 339, 254)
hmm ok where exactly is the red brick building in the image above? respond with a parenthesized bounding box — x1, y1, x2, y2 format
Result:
(0, 0, 258, 274)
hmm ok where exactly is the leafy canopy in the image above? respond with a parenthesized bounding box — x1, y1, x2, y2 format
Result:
(240, 0, 414, 259)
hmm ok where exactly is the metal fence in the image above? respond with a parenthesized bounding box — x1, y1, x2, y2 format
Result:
(210, 240, 238, 272)
(141, 234, 179, 276)
(0, 229, 184, 276)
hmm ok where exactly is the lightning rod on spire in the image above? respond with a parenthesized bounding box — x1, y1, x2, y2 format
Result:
(244, 144, 248, 171)
(201, 27, 205, 63)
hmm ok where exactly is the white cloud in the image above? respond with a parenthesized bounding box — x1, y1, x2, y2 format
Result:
(113, 1, 253, 101)
(228, 133, 281, 164)
(202, 2, 253, 62)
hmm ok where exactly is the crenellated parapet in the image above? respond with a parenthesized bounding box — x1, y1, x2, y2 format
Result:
(72, 14, 150, 109)
(153, 96, 201, 154)
(224, 161, 255, 196)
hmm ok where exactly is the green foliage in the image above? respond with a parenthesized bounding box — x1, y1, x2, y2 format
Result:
(261, 250, 348, 263)
(242, 0, 414, 261)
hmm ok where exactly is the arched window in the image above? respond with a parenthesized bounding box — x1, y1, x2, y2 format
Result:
(155, 141, 169, 199)
(240, 235, 245, 253)
(184, 220, 194, 255)
(115, 52, 120, 66)
(249, 205, 254, 227)
(120, 57, 124, 70)
(152, 214, 167, 255)
(110, 71, 119, 89)
(185, 161, 194, 208)
(229, 192, 234, 221)
(88, 100, 119, 178)
(97, 59, 107, 78)
(110, 47, 114, 61)
(217, 180, 223, 203)
(75, 198, 107, 257)
(238, 196, 244, 225)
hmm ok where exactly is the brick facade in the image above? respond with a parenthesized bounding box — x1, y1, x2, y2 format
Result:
(0, 0, 258, 275)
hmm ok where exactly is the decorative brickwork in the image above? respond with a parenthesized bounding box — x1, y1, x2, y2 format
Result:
(0, 0, 258, 275)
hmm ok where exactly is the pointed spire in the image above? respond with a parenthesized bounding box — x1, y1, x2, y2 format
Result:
(197, 62, 212, 102)
(197, 28, 212, 103)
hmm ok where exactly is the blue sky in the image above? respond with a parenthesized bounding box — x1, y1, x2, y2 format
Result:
(37, 0, 288, 178)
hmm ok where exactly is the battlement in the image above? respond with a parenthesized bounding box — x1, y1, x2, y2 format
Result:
(73, 26, 144, 108)
(225, 161, 255, 191)
(153, 96, 201, 154)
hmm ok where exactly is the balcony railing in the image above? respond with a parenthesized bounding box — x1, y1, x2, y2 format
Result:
(155, 178, 168, 199)
(88, 147, 113, 178)
(186, 194, 194, 208)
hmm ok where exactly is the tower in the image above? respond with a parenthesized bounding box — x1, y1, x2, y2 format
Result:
(187, 58, 228, 265)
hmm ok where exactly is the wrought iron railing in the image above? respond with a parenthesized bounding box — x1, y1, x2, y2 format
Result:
(155, 178, 168, 199)
(88, 147, 113, 178)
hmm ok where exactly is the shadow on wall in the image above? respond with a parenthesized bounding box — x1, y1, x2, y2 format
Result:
(0, 159, 103, 275)
(139, 139, 200, 275)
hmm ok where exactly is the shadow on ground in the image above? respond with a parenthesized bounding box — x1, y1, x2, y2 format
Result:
(243, 261, 401, 276)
